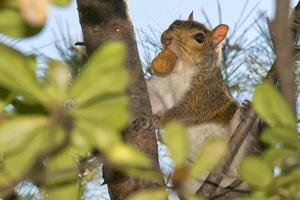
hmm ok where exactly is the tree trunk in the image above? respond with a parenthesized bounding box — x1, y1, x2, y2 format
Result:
(76, 1, 163, 199)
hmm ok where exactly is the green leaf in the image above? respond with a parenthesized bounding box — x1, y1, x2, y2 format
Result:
(0, 6, 43, 37)
(75, 119, 122, 150)
(240, 156, 273, 189)
(0, 45, 47, 105)
(236, 191, 268, 200)
(253, 82, 297, 129)
(272, 168, 300, 190)
(2, 128, 47, 181)
(46, 149, 78, 190)
(126, 189, 168, 200)
(190, 137, 228, 178)
(107, 144, 151, 168)
(47, 148, 77, 174)
(46, 182, 78, 200)
(264, 148, 296, 167)
(70, 129, 93, 157)
(0, 116, 47, 153)
(186, 195, 204, 200)
(260, 127, 300, 150)
(164, 122, 188, 167)
(51, 0, 70, 6)
(72, 95, 129, 132)
(0, 86, 10, 99)
(69, 42, 128, 107)
(72, 94, 128, 151)
(45, 61, 71, 104)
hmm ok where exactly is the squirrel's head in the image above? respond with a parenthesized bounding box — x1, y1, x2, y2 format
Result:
(161, 12, 229, 66)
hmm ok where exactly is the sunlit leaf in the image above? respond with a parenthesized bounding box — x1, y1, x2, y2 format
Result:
(260, 127, 300, 150)
(51, 0, 70, 6)
(72, 95, 128, 131)
(70, 129, 93, 156)
(272, 168, 300, 190)
(69, 42, 128, 107)
(187, 195, 204, 200)
(75, 119, 122, 150)
(46, 182, 78, 200)
(0, 5, 43, 37)
(46, 61, 71, 104)
(107, 144, 151, 168)
(0, 45, 47, 105)
(237, 191, 268, 200)
(46, 149, 78, 191)
(253, 82, 297, 129)
(164, 122, 188, 167)
(190, 137, 228, 178)
(20, 0, 48, 27)
(2, 129, 47, 181)
(127, 189, 168, 200)
(0, 116, 47, 153)
(240, 156, 273, 189)
(0, 173, 8, 187)
(264, 148, 296, 167)
(47, 148, 77, 175)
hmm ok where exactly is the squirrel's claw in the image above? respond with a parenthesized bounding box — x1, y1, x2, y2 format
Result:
(131, 114, 160, 132)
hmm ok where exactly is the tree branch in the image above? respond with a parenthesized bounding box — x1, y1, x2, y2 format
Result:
(272, 0, 296, 113)
(196, 110, 258, 198)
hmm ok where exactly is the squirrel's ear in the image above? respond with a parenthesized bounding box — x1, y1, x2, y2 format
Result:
(188, 11, 194, 21)
(212, 24, 229, 47)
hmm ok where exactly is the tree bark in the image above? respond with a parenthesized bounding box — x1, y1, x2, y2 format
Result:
(76, 1, 163, 199)
(273, 0, 296, 114)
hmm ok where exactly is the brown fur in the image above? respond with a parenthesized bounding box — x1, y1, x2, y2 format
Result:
(159, 20, 239, 126)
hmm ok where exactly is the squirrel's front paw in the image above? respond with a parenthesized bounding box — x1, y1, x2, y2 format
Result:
(152, 114, 162, 127)
(131, 114, 160, 132)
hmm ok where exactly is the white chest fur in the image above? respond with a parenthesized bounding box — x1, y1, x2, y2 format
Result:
(146, 60, 195, 114)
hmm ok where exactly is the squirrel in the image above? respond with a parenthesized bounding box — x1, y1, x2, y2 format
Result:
(146, 12, 255, 194)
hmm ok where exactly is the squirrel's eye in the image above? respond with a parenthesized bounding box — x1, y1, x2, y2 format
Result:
(194, 33, 205, 43)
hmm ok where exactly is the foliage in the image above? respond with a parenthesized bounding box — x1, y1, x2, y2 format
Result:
(0, 39, 145, 199)
(0, 4, 154, 196)
(239, 81, 300, 200)
(0, 2, 159, 199)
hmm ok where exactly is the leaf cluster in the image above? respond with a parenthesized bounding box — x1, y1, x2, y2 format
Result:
(239, 82, 300, 200)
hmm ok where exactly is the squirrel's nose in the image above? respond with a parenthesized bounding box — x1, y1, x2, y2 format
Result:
(161, 32, 173, 47)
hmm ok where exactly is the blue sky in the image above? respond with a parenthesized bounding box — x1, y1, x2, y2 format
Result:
(1, 0, 298, 62)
